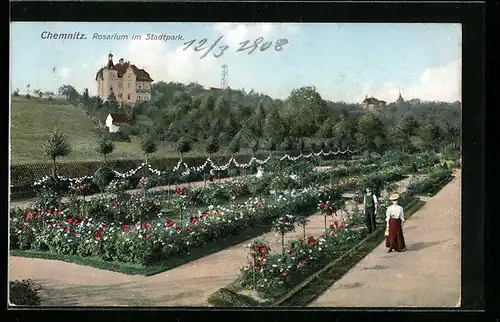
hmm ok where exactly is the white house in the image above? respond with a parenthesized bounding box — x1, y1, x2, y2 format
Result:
(105, 113, 129, 133)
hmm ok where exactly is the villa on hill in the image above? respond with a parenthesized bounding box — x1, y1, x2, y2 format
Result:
(362, 95, 387, 111)
(95, 53, 153, 104)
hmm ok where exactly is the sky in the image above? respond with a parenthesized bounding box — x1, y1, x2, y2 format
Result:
(10, 22, 461, 103)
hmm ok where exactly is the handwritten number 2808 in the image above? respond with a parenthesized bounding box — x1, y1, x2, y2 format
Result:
(237, 37, 289, 54)
(182, 36, 288, 59)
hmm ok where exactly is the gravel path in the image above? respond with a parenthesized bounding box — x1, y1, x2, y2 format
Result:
(8, 175, 416, 307)
(309, 170, 461, 307)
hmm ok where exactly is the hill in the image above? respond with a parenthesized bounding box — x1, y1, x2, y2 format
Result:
(9, 97, 252, 165)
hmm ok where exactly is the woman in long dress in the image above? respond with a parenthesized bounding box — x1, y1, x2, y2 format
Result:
(385, 193, 406, 253)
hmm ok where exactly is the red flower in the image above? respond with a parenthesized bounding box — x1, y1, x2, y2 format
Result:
(319, 203, 325, 209)
(145, 223, 151, 229)
(15, 227, 19, 232)
(123, 225, 129, 232)
(259, 254, 265, 261)
(330, 223, 336, 229)
(64, 227, 70, 233)
(95, 236, 101, 241)
(81, 217, 87, 221)
(75, 219, 81, 225)
(289, 251, 295, 256)
(117, 180, 121, 185)
(200, 226, 205, 231)
(329, 231, 337, 238)
(73, 232, 79, 237)
(101, 223, 107, 228)
(324, 186, 328, 190)
(327, 201, 332, 206)
(187, 226, 193, 231)
(97, 229, 105, 235)
(165, 219, 174, 228)
(258, 203, 262, 207)
(260, 247, 268, 253)
(190, 216, 199, 224)
(254, 262, 261, 269)
(201, 212, 208, 218)
(301, 259, 307, 265)
(348, 218, 352, 222)
(145, 234, 149, 239)
(176, 227, 182, 232)
(282, 271, 287, 276)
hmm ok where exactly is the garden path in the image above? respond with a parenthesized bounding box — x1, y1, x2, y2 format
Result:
(309, 169, 461, 307)
(9, 176, 414, 307)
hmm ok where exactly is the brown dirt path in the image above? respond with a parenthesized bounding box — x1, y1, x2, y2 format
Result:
(309, 170, 461, 307)
(8, 175, 415, 307)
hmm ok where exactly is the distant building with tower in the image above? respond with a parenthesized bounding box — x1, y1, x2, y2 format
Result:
(95, 53, 154, 104)
(362, 95, 387, 111)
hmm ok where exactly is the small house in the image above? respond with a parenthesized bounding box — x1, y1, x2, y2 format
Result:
(105, 113, 129, 133)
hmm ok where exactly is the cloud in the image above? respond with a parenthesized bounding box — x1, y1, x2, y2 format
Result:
(58, 67, 73, 80)
(356, 59, 461, 103)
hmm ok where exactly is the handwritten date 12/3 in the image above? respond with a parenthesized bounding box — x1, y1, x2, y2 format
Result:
(182, 35, 289, 59)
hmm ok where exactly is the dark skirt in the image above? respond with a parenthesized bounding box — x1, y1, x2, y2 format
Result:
(385, 218, 406, 251)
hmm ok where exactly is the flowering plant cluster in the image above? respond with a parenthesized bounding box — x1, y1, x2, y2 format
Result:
(271, 215, 296, 235)
(246, 239, 271, 269)
(238, 216, 364, 298)
(137, 177, 149, 189)
(107, 179, 129, 195)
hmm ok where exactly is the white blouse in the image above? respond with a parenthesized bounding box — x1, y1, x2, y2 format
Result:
(385, 204, 405, 222)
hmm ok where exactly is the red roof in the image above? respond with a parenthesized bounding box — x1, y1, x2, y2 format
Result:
(362, 96, 386, 105)
(96, 61, 153, 82)
(109, 113, 129, 124)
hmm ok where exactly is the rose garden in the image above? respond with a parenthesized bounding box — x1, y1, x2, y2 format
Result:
(9, 132, 459, 306)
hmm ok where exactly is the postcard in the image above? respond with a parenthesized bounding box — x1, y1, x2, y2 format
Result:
(9, 22, 462, 308)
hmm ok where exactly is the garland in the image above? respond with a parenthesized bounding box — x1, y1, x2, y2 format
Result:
(32, 148, 359, 187)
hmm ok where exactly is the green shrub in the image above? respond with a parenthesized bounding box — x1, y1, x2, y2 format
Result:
(9, 279, 42, 306)
(93, 166, 116, 192)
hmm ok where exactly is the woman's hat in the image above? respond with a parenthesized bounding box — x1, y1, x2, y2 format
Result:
(389, 193, 400, 201)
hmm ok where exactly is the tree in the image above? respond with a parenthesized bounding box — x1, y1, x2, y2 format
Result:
(58, 85, 80, 102)
(26, 84, 30, 93)
(95, 136, 115, 163)
(140, 134, 157, 165)
(176, 136, 192, 159)
(105, 91, 119, 112)
(298, 137, 305, 154)
(251, 139, 260, 156)
(34, 89, 43, 98)
(420, 123, 442, 152)
(229, 136, 241, 156)
(13, 89, 20, 97)
(43, 129, 72, 180)
(281, 137, 293, 154)
(205, 136, 220, 157)
(81, 88, 90, 108)
(357, 112, 385, 151)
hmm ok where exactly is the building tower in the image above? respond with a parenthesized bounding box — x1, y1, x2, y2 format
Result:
(397, 86, 404, 104)
(221, 64, 228, 90)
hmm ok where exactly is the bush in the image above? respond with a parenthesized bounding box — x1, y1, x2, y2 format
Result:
(93, 166, 116, 192)
(109, 131, 131, 142)
(9, 279, 41, 306)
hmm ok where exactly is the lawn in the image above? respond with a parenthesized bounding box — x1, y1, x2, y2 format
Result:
(9, 97, 254, 165)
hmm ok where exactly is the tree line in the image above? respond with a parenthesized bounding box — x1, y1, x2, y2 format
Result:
(53, 82, 461, 155)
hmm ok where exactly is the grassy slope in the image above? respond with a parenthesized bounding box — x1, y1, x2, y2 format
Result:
(10, 97, 250, 164)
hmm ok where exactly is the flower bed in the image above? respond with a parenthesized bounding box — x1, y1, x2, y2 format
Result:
(207, 189, 420, 306)
(9, 155, 426, 272)
(405, 168, 453, 196)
